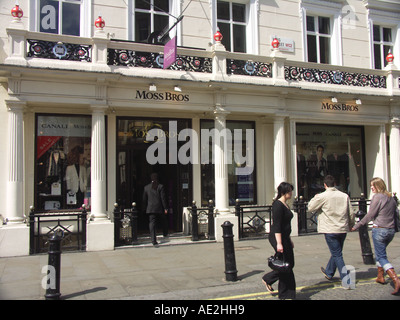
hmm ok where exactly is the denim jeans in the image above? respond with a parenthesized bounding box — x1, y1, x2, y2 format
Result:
(372, 227, 395, 271)
(324, 233, 349, 281)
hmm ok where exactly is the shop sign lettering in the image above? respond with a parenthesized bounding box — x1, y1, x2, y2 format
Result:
(136, 90, 189, 102)
(321, 102, 358, 112)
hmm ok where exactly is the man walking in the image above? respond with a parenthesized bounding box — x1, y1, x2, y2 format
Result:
(142, 173, 169, 246)
(307, 175, 355, 289)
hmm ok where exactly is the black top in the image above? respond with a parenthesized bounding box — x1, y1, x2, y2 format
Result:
(270, 200, 293, 236)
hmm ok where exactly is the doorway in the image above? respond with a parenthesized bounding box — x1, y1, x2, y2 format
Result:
(116, 117, 192, 234)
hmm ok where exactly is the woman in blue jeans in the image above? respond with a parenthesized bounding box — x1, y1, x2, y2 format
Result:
(352, 177, 400, 295)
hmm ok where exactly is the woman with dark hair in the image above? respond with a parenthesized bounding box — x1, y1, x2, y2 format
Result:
(262, 182, 296, 299)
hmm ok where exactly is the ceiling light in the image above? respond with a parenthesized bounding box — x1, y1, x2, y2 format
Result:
(331, 96, 338, 103)
(355, 98, 362, 105)
(149, 84, 157, 92)
(174, 85, 182, 92)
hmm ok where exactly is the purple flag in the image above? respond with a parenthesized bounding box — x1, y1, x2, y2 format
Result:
(163, 37, 177, 69)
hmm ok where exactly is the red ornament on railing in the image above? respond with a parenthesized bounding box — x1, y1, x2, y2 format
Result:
(214, 31, 223, 42)
(386, 51, 394, 63)
(271, 38, 280, 49)
(11, 4, 23, 19)
(95, 16, 105, 29)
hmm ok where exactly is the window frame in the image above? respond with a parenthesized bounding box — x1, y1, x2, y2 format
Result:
(128, 0, 181, 45)
(29, 0, 91, 38)
(300, 0, 343, 66)
(306, 15, 332, 64)
(372, 24, 394, 70)
(217, 1, 247, 53)
(365, 0, 400, 69)
(212, 0, 259, 55)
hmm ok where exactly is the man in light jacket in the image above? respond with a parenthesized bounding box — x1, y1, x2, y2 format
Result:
(307, 175, 355, 289)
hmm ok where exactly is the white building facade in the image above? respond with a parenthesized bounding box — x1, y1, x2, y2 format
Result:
(0, 0, 399, 257)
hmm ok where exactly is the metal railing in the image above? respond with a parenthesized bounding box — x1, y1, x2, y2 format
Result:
(187, 200, 215, 241)
(235, 200, 272, 239)
(29, 206, 87, 254)
(113, 202, 139, 247)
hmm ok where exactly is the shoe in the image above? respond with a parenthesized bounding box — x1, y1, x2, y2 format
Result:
(262, 279, 274, 293)
(386, 268, 400, 295)
(152, 241, 159, 246)
(376, 267, 385, 284)
(321, 267, 333, 281)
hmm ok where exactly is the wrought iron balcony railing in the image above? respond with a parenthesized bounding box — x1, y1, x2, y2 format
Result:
(5, 25, 400, 94)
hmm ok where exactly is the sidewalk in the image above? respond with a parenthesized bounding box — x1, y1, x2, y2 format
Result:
(1, 232, 400, 300)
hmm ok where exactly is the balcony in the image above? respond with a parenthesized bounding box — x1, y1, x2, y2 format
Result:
(4, 20, 400, 98)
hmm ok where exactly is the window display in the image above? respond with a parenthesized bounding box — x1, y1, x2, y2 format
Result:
(36, 115, 91, 211)
(296, 124, 365, 200)
(201, 120, 256, 206)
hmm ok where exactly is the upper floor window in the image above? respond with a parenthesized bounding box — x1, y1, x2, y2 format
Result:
(30, 0, 90, 37)
(134, 0, 171, 43)
(306, 15, 331, 64)
(217, 1, 246, 53)
(39, 0, 81, 36)
(373, 25, 393, 69)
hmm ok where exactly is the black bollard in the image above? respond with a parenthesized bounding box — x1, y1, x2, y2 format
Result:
(45, 229, 64, 300)
(131, 202, 138, 243)
(113, 203, 121, 246)
(207, 200, 215, 240)
(191, 201, 199, 241)
(356, 194, 375, 265)
(221, 221, 238, 281)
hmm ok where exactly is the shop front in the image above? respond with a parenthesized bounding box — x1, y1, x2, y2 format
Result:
(116, 117, 192, 234)
(296, 123, 366, 201)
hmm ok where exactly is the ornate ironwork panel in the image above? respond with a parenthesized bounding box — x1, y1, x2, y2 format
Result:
(29, 209, 87, 254)
(236, 204, 272, 239)
(227, 59, 272, 77)
(285, 66, 386, 88)
(27, 39, 92, 62)
(108, 49, 212, 73)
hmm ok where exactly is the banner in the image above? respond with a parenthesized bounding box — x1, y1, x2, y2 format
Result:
(163, 37, 177, 69)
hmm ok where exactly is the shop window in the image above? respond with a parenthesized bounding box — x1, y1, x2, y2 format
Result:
(217, 1, 247, 53)
(306, 15, 331, 64)
(201, 120, 256, 206)
(36, 115, 92, 211)
(373, 24, 393, 70)
(134, 0, 171, 43)
(35, 0, 83, 36)
(296, 124, 365, 201)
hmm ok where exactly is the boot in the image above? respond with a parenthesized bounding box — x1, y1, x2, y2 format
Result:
(376, 267, 385, 284)
(386, 268, 400, 295)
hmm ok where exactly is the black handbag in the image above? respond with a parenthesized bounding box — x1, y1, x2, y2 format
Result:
(268, 253, 291, 273)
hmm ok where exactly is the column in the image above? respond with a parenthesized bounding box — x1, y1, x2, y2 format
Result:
(390, 116, 400, 195)
(91, 105, 107, 220)
(6, 101, 25, 224)
(273, 116, 287, 189)
(214, 105, 230, 214)
(213, 105, 239, 242)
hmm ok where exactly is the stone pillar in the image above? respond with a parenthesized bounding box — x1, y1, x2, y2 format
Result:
(0, 101, 29, 257)
(90, 105, 107, 220)
(6, 101, 25, 224)
(87, 105, 114, 251)
(273, 116, 287, 189)
(390, 116, 400, 196)
(214, 105, 230, 214)
(213, 105, 239, 241)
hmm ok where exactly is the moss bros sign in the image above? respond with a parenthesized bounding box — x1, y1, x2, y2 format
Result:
(136, 90, 190, 102)
(321, 102, 359, 112)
